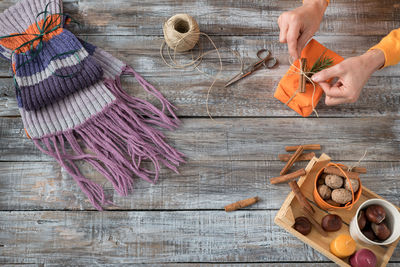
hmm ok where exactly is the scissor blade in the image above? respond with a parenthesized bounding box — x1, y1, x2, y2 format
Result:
(224, 71, 251, 88)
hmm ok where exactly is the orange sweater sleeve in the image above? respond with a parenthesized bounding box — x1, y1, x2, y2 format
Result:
(303, 0, 330, 4)
(369, 28, 400, 68)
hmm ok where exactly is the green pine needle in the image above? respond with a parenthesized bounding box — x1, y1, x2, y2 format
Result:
(305, 49, 334, 79)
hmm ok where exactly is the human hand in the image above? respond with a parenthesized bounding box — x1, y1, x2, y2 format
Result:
(278, 0, 328, 59)
(311, 49, 385, 105)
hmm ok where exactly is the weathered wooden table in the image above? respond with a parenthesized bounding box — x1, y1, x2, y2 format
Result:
(1, 0, 399, 266)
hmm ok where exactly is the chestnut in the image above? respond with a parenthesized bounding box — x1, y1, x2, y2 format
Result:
(321, 214, 342, 232)
(293, 216, 312, 235)
(371, 222, 391, 241)
(358, 210, 367, 230)
(362, 227, 377, 241)
(366, 205, 386, 224)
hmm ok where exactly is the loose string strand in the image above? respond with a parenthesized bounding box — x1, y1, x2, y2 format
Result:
(161, 38, 243, 121)
(348, 149, 368, 171)
(285, 56, 320, 117)
(160, 14, 244, 121)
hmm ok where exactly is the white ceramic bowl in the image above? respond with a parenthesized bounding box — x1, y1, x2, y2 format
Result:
(350, 199, 400, 246)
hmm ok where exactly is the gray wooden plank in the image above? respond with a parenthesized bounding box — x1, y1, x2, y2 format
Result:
(1, 35, 399, 77)
(2, 264, 399, 267)
(0, 0, 396, 37)
(79, 265, 400, 267)
(0, 211, 399, 264)
(0, 160, 399, 211)
(0, 1, 398, 266)
(0, 264, 343, 267)
(3, 74, 400, 117)
(1, 35, 399, 117)
(1, 117, 400, 162)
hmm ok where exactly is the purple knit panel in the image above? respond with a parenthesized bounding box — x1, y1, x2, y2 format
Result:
(15, 30, 85, 77)
(0, 45, 10, 61)
(19, 55, 104, 111)
(79, 38, 97, 56)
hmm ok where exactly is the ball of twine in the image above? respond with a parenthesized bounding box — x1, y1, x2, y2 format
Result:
(160, 14, 243, 121)
(163, 14, 200, 52)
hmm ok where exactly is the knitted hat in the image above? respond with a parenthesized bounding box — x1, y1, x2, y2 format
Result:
(2, 0, 184, 210)
(0, 0, 103, 111)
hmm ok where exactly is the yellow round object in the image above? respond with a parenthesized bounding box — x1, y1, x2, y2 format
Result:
(330, 234, 356, 258)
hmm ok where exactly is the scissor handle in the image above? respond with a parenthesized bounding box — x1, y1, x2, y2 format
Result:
(265, 57, 278, 69)
(259, 49, 279, 69)
(248, 49, 278, 72)
(257, 49, 271, 60)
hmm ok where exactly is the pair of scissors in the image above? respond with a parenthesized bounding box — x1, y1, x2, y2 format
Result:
(225, 49, 278, 87)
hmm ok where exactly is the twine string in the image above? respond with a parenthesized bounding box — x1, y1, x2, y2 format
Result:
(160, 14, 244, 121)
(284, 56, 319, 117)
(348, 149, 368, 171)
(327, 150, 368, 210)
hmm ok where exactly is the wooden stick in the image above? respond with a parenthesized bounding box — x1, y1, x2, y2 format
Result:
(224, 197, 259, 212)
(280, 146, 304, 175)
(285, 144, 321, 152)
(288, 181, 314, 214)
(299, 58, 307, 93)
(324, 166, 360, 179)
(278, 152, 315, 162)
(270, 168, 306, 185)
(350, 166, 367, 174)
(338, 165, 367, 174)
(288, 181, 328, 237)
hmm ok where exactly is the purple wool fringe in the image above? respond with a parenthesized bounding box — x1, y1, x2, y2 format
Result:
(33, 66, 185, 210)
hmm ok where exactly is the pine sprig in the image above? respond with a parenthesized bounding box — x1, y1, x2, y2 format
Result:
(308, 56, 333, 75)
(305, 49, 334, 78)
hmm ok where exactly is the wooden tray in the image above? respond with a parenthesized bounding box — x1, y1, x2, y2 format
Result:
(274, 153, 400, 267)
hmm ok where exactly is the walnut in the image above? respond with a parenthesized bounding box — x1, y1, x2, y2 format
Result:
(344, 178, 360, 192)
(325, 174, 343, 189)
(318, 184, 332, 200)
(331, 189, 352, 204)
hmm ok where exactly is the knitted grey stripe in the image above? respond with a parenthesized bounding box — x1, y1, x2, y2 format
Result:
(0, 48, 11, 60)
(21, 81, 115, 138)
(0, 0, 60, 36)
(2, 0, 127, 139)
(92, 48, 125, 79)
(16, 47, 89, 86)
(0, 0, 73, 69)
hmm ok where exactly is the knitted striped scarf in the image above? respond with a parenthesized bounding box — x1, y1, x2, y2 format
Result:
(0, 0, 184, 210)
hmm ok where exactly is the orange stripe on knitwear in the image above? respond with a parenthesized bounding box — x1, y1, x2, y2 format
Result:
(0, 14, 64, 53)
(303, 0, 330, 4)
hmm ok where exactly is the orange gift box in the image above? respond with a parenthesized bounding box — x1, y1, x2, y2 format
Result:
(274, 39, 344, 117)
